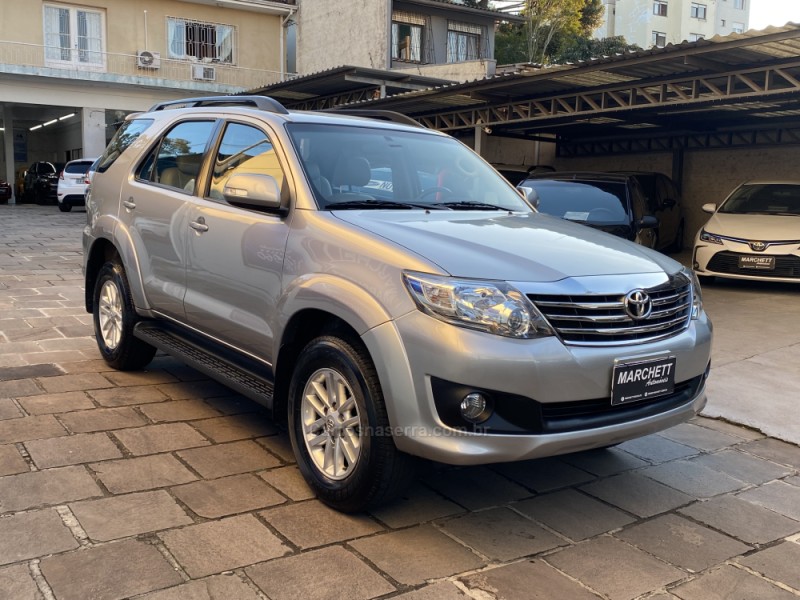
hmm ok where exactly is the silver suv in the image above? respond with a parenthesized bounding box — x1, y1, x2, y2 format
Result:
(83, 96, 712, 512)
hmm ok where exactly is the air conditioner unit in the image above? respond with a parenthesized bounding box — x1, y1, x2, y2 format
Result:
(136, 50, 161, 69)
(191, 65, 216, 81)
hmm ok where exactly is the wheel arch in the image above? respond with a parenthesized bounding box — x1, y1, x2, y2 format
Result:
(84, 227, 148, 315)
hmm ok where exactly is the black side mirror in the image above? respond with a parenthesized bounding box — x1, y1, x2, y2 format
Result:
(638, 215, 659, 229)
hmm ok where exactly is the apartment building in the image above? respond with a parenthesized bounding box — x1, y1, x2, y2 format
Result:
(595, 0, 750, 48)
(295, 0, 522, 82)
(0, 0, 295, 202)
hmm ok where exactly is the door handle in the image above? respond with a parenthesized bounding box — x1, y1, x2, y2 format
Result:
(123, 198, 136, 210)
(190, 217, 209, 233)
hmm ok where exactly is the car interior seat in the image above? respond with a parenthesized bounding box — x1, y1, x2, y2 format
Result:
(159, 154, 202, 193)
(330, 156, 373, 199)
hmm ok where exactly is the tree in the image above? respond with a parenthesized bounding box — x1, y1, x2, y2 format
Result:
(552, 35, 641, 63)
(522, 0, 585, 64)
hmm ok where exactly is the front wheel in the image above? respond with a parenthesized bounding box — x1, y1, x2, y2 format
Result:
(288, 335, 415, 512)
(92, 261, 156, 370)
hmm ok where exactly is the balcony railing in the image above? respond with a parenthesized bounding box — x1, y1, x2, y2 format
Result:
(0, 40, 292, 93)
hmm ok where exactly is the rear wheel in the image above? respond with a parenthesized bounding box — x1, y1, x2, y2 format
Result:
(288, 335, 416, 512)
(92, 261, 156, 370)
(58, 203, 71, 212)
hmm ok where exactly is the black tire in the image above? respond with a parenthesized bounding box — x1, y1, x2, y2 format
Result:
(92, 261, 156, 370)
(288, 335, 416, 512)
(58, 203, 72, 212)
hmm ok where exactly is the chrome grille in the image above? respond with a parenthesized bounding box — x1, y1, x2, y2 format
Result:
(528, 281, 692, 346)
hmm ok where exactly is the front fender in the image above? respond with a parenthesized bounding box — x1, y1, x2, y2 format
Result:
(276, 273, 406, 342)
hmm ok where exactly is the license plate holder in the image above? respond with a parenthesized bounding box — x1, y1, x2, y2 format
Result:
(739, 255, 775, 270)
(612, 356, 676, 406)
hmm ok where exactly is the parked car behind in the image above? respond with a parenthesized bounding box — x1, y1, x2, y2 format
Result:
(83, 96, 712, 512)
(0, 177, 11, 203)
(23, 161, 63, 204)
(614, 171, 685, 253)
(519, 172, 659, 248)
(693, 180, 800, 283)
(57, 157, 97, 212)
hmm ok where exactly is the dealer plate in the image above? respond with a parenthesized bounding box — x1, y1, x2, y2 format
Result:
(739, 255, 775, 270)
(611, 356, 676, 406)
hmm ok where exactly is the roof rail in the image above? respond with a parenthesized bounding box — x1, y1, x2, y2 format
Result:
(147, 95, 288, 114)
(327, 108, 424, 128)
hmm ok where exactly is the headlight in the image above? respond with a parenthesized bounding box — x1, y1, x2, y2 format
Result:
(682, 267, 703, 320)
(403, 272, 553, 339)
(699, 229, 723, 245)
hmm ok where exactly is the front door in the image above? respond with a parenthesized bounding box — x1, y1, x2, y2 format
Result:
(183, 120, 291, 364)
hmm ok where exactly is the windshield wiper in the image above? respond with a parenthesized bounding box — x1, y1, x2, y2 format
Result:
(327, 199, 446, 210)
(433, 201, 510, 211)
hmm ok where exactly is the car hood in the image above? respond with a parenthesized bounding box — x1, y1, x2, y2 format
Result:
(703, 212, 800, 241)
(333, 211, 678, 281)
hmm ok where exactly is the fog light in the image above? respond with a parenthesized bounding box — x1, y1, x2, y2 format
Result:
(460, 392, 492, 424)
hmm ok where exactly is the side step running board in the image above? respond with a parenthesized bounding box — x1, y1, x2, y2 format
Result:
(134, 322, 274, 409)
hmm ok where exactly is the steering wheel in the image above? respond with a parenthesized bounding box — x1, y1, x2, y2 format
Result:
(417, 186, 454, 201)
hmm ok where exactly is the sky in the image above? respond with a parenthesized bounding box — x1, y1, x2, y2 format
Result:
(749, 0, 800, 29)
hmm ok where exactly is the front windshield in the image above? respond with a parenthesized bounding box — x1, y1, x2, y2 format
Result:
(720, 184, 800, 215)
(286, 123, 530, 212)
(522, 179, 630, 224)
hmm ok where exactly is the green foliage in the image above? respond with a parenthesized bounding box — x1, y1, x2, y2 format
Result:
(493, 0, 637, 65)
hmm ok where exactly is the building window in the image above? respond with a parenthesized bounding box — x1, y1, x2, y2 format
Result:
(652, 31, 667, 47)
(392, 11, 426, 63)
(43, 4, 105, 67)
(167, 17, 235, 64)
(653, 1, 668, 17)
(690, 2, 707, 19)
(689, 33, 704, 42)
(447, 21, 485, 62)
(733, 0, 745, 9)
(732, 22, 745, 33)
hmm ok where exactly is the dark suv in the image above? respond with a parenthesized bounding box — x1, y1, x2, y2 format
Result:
(614, 171, 685, 253)
(519, 172, 659, 249)
(23, 161, 63, 204)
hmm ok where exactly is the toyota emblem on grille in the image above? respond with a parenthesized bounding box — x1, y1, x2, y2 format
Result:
(749, 241, 767, 252)
(624, 290, 652, 320)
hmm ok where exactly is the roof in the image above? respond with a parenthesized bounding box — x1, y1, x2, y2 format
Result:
(322, 24, 800, 153)
(399, 0, 524, 22)
(246, 66, 455, 110)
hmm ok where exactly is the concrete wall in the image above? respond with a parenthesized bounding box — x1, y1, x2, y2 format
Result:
(392, 59, 494, 81)
(296, 0, 390, 73)
(0, 0, 285, 72)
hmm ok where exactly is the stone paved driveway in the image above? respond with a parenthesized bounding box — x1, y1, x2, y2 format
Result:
(1, 205, 800, 600)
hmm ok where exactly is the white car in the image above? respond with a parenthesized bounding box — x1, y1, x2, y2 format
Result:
(693, 181, 800, 283)
(56, 157, 97, 212)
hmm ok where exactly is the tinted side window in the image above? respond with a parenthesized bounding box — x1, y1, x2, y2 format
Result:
(209, 122, 285, 201)
(137, 121, 215, 195)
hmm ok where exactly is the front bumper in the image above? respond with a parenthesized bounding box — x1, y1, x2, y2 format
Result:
(363, 308, 712, 465)
(694, 240, 800, 283)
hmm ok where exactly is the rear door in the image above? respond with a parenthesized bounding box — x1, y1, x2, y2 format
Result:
(118, 119, 217, 320)
(183, 119, 292, 363)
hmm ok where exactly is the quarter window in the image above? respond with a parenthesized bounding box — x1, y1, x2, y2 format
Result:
(210, 123, 286, 202)
(690, 3, 707, 19)
(653, 1, 668, 17)
(43, 3, 105, 67)
(167, 17, 235, 64)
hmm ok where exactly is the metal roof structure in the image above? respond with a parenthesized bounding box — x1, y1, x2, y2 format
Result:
(246, 66, 456, 111)
(315, 24, 800, 157)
